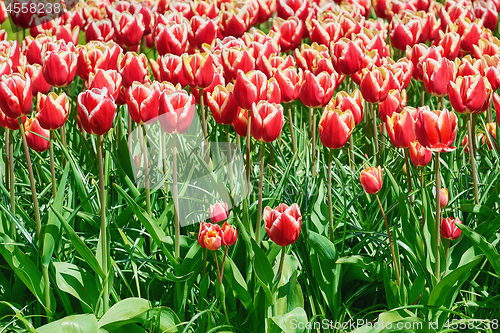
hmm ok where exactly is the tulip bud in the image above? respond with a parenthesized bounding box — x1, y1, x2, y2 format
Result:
(25, 118, 50, 152)
(42, 46, 78, 88)
(360, 166, 383, 194)
(112, 12, 145, 49)
(77, 87, 117, 135)
(158, 89, 195, 134)
(221, 222, 237, 246)
(273, 17, 304, 52)
(0, 73, 32, 119)
(415, 107, 458, 152)
(439, 188, 449, 208)
(389, 14, 422, 51)
(441, 217, 462, 240)
(379, 89, 407, 122)
(409, 140, 432, 167)
(333, 89, 364, 126)
(36, 92, 70, 130)
(308, 18, 340, 47)
(319, 104, 354, 149)
(359, 66, 390, 103)
(182, 53, 216, 90)
(232, 109, 249, 137)
(264, 203, 302, 246)
(251, 101, 284, 142)
(210, 202, 229, 223)
(299, 70, 335, 108)
(189, 15, 218, 50)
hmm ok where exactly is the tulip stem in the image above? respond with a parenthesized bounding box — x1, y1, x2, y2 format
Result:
(214, 251, 221, 283)
(439, 96, 445, 111)
(202, 248, 208, 278)
(227, 125, 233, 191)
(404, 148, 413, 206)
(173, 135, 180, 259)
(468, 114, 479, 205)
(420, 83, 425, 107)
(372, 103, 380, 166)
(97, 135, 109, 313)
(50, 131, 57, 199)
(221, 246, 228, 284)
(287, 104, 297, 154)
(246, 110, 251, 196)
(443, 239, 450, 278)
(256, 141, 265, 245)
(421, 167, 425, 228)
(376, 193, 400, 287)
(311, 108, 318, 176)
(434, 152, 441, 283)
(7, 129, 15, 239)
(199, 89, 209, 161)
(60, 124, 67, 166)
(327, 149, 334, 242)
(139, 125, 151, 215)
(275, 246, 286, 284)
(349, 134, 355, 173)
(487, 101, 492, 123)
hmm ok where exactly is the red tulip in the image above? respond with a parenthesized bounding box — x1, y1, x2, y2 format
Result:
(277, 0, 309, 21)
(264, 203, 302, 246)
(221, 222, 237, 246)
(25, 118, 49, 152)
(359, 66, 390, 103)
(409, 140, 432, 166)
(360, 166, 383, 194)
(0, 73, 32, 119)
(435, 31, 461, 60)
(233, 70, 267, 110)
(54, 24, 80, 46)
(88, 69, 122, 101)
(157, 54, 188, 88)
(76, 42, 111, 81)
(232, 109, 249, 137)
(273, 17, 303, 52)
(0, 40, 20, 71)
(422, 57, 456, 97)
(85, 18, 115, 42)
(219, 4, 250, 38)
(77, 87, 117, 135)
(274, 66, 302, 104)
(299, 70, 335, 108)
(308, 18, 340, 47)
(356, 28, 390, 58)
(24, 34, 56, 65)
(189, 15, 218, 50)
(333, 89, 364, 126)
(318, 105, 354, 149)
(439, 188, 449, 208)
(36, 92, 69, 130)
(158, 89, 195, 134)
(154, 21, 188, 56)
(441, 217, 462, 240)
(198, 222, 221, 250)
(415, 107, 458, 152)
(331, 38, 364, 76)
(385, 107, 416, 148)
(294, 43, 330, 73)
(251, 101, 284, 142)
(119, 52, 149, 88)
(389, 14, 422, 51)
(126, 81, 161, 125)
(0, 108, 26, 130)
(207, 84, 240, 125)
(483, 55, 500, 91)
(457, 56, 484, 77)
(448, 74, 492, 115)
(112, 12, 145, 49)
(392, 58, 414, 90)
(192, 0, 219, 19)
(182, 53, 216, 90)
(221, 46, 255, 83)
(379, 89, 407, 122)
(42, 47, 77, 88)
(256, 53, 294, 79)
(209, 202, 229, 223)
(457, 18, 483, 54)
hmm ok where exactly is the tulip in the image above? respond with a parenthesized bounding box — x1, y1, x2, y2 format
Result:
(18, 63, 50, 96)
(88, 69, 122, 101)
(415, 107, 458, 152)
(125, 81, 161, 125)
(409, 140, 432, 167)
(422, 57, 456, 97)
(232, 109, 249, 137)
(85, 18, 115, 42)
(441, 218, 462, 240)
(158, 89, 195, 134)
(299, 70, 335, 109)
(440, 188, 449, 208)
(0, 109, 25, 130)
(219, 4, 249, 38)
(457, 56, 484, 77)
(318, 105, 354, 150)
(189, 16, 218, 50)
(36, 92, 69, 131)
(448, 75, 492, 115)
(264, 203, 302, 247)
(158, 54, 188, 88)
(0, 73, 32, 119)
(277, 0, 309, 21)
(379, 89, 407, 122)
(389, 14, 422, 51)
(24, 34, 56, 65)
(207, 84, 240, 125)
(233, 70, 267, 110)
(221, 222, 237, 246)
(119, 52, 149, 88)
(198, 222, 222, 250)
(0, 40, 20, 70)
(458, 18, 483, 54)
(392, 58, 414, 90)
(359, 66, 390, 103)
(308, 18, 340, 47)
(182, 53, 216, 90)
(385, 107, 416, 149)
(251, 101, 284, 142)
(192, 0, 219, 19)
(77, 87, 117, 135)
(360, 166, 383, 194)
(209, 202, 229, 223)
(76, 42, 111, 81)
(273, 17, 303, 52)
(221, 46, 255, 82)
(333, 89, 364, 126)
(54, 24, 80, 46)
(274, 66, 302, 104)
(295, 43, 330, 72)
(256, 53, 294, 79)
(24, 118, 50, 152)
(154, 21, 188, 56)
(42, 48, 78, 88)
(435, 31, 461, 60)
(112, 12, 145, 49)
(331, 38, 364, 76)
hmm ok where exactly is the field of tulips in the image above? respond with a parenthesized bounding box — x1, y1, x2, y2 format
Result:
(1, 0, 500, 332)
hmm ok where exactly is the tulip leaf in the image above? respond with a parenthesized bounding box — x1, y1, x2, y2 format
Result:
(459, 204, 496, 217)
(456, 224, 500, 276)
(336, 255, 383, 280)
(252, 239, 274, 304)
(268, 307, 307, 333)
(36, 314, 98, 333)
(98, 298, 151, 331)
(223, 255, 254, 311)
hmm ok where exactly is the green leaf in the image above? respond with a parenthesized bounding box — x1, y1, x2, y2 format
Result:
(456, 224, 500, 276)
(336, 255, 383, 280)
(53, 262, 100, 312)
(37, 314, 98, 333)
(252, 239, 274, 303)
(459, 204, 496, 217)
(98, 298, 151, 331)
(135, 307, 180, 333)
(308, 230, 337, 266)
(269, 307, 308, 333)
(42, 165, 70, 267)
(223, 255, 254, 311)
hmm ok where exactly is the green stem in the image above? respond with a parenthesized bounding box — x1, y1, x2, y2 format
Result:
(60, 124, 67, 166)
(443, 239, 450, 278)
(7, 129, 15, 239)
(404, 148, 413, 206)
(349, 134, 355, 173)
(468, 114, 479, 204)
(376, 193, 400, 287)
(420, 82, 425, 107)
(372, 103, 380, 166)
(97, 135, 109, 312)
(275, 246, 286, 284)
(287, 103, 297, 154)
(487, 101, 492, 123)
(421, 167, 425, 228)
(227, 125, 233, 190)
(311, 108, 317, 176)
(202, 248, 208, 278)
(246, 110, 251, 196)
(256, 141, 265, 245)
(220, 246, 228, 284)
(173, 136, 180, 259)
(434, 152, 441, 283)
(327, 149, 334, 242)
(50, 131, 57, 199)
(139, 125, 151, 215)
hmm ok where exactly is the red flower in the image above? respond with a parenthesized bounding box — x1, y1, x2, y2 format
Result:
(219, 4, 250, 38)
(221, 222, 237, 246)
(221, 46, 255, 82)
(25, 118, 49, 152)
(232, 109, 249, 137)
(331, 38, 364, 76)
(189, 16, 218, 50)
(198, 222, 222, 251)
(448, 74, 492, 115)
(233, 70, 267, 110)
(409, 140, 432, 167)
(264, 203, 302, 246)
(158, 54, 188, 88)
(126, 81, 161, 125)
(207, 83, 241, 125)
(318, 105, 354, 149)
(112, 11, 145, 49)
(389, 14, 422, 51)
(299, 70, 335, 108)
(182, 53, 216, 90)
(378, 89, 407, 122)
(24, 34, 56, 65)
(274, 66, 302, 104)
(277, 0, 309, 21)
(439, 188, 449, 208)
(154, 21, 188, 56)
(209, 202, 229, 223)
(385, 107, 416, 149)
(414, 107, 458, 152)
(88, 69, 122, 101)
(360, 166, 383, 194)
(251, 101, 284, 142)
(0, 73, 32, 119)
(42, 47, 78, 88)
(77, 87, 117, 135)
(273, 17, 303, 52)
(119, 52, 149, 88)
(422, 56, 456, 97)
(333, 89, 364, 126)
(85, 18, 115, 43)
(158, 89, 195, 134)
(359, 66, 390, 103)
(36, 92, 69, 130)
(441, 217, 462, 240)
